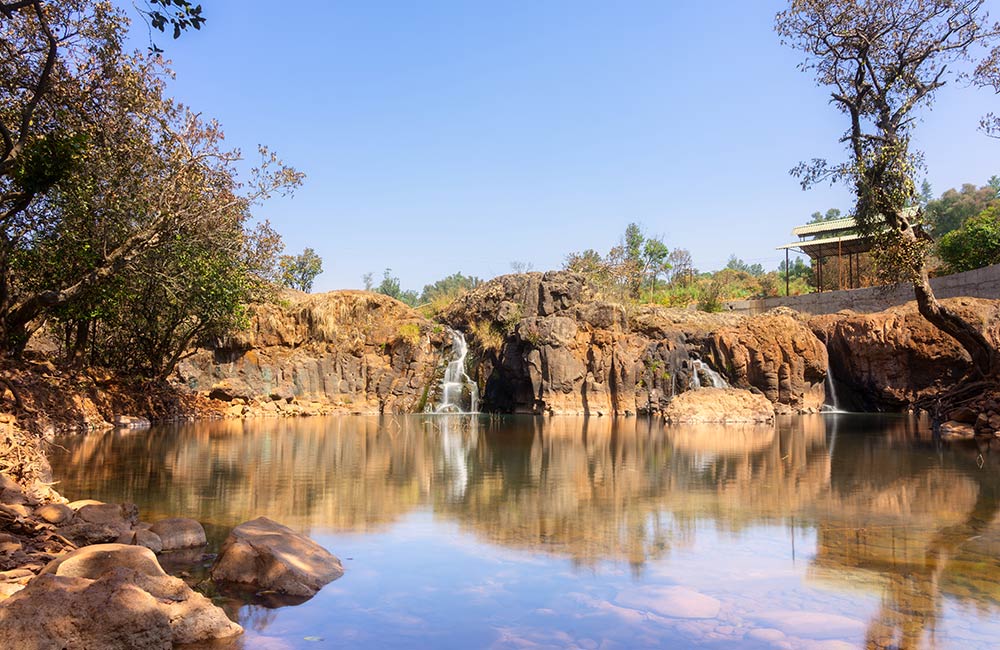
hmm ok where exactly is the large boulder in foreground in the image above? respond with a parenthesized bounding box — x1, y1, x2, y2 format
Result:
(211, 517, 344, 598)
(664, 388, 775, 423)
(0, 545, 241, 649)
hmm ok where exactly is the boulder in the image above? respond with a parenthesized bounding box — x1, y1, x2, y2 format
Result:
(34, 503, 74, 525)
(41, 544, 165, 579)
(149, 517, 206, 550)
(0, 567, 241, 649)
(211, 517, 343, 598)
(664, 388, 775, 423)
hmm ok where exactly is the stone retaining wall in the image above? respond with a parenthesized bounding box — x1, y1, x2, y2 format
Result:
(725, 263, 1000, 316)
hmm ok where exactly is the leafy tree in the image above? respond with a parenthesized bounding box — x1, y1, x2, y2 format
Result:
(419, 272, 480, 304)
(925, 182, 999, 236)
(279, 248, 323, 292)
(920, 180, 935, 207)
(509, 260, 533, 274)
(376, 268, 418, 306)
(725, 255, 764, 277)
(642, 238, 670, 293)
(362, 272, 374, 291)
(938, 205, 1000, 273)
(808, 208, 842, 223)
(777, 0, 1000, 378)
(0, 1, 299, 372)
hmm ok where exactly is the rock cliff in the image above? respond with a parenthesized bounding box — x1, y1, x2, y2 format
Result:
(177, 291, 450, 414)
(442, 272, 829, 415)
(810, 298, 1000, 411)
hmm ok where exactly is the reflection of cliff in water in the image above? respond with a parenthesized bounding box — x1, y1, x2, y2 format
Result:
(48, 415, 1000, 594)
(806, 417, 1000, 649)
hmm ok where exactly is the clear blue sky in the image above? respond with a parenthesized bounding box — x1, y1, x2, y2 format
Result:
(134, 0, 1000, 293)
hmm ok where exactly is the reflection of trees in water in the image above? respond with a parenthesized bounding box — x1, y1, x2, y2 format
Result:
(48, 413, 1000, 615)
(808, 417, 1000, 649)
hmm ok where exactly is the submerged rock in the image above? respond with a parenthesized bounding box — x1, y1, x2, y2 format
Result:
(211, 517, 344, 598)
(149, 516, 206, 550)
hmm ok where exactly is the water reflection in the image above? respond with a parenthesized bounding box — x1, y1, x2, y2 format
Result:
(48, 414, 1000, 649)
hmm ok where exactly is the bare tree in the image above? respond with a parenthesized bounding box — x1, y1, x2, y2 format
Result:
(777, 0, 1000, 377)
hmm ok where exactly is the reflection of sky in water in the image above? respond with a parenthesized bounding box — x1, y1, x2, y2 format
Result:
(48, 414, 1000, 650)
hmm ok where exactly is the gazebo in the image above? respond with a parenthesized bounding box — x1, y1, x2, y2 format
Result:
(776, 217, 872, 293)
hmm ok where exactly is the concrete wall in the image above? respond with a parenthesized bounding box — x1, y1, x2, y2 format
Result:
(724, 263, 1000, 316)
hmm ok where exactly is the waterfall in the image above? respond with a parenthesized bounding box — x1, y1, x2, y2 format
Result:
(436, 330, 480, 414)
(689, 359, 728, 390)
(822, 370, 844, 413)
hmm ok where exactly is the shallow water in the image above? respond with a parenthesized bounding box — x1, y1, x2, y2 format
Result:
(47, 414, 1000, 650)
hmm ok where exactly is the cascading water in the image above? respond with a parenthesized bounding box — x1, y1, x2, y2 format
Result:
(822, 370, 845, 413)
(689, 359, 728, 390)
(435, 330, 480, 414)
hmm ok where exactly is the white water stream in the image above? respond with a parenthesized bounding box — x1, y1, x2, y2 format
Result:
(436, 330, 480, 414)
(689, 359, 729, 390)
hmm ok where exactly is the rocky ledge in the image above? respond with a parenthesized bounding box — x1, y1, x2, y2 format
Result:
(177, 290, 451, 415)
(440, 271, 828, 415)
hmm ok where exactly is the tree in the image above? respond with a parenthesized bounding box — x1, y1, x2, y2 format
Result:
(419, 272, 480, 305)
(924, 182, 999, 236)
(725, 255, 764, 277)
(0, 1, 300, 371)
(664, 248, 694, 285)
(279, 248, 323, 292)
(642, 238, 670, 293)
(778, 0, 1000, 378)
(509, 260, 533, 274)
(808, 208, 842, 223)
(376, 268, 418, 306)
(937, 205, 1000, 273)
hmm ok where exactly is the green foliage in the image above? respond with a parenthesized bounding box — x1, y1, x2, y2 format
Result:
(469, 320, 504, 355)
(808, 208, 842, 223)
(925, 182, 1000, 237)
(396, 322, 422, 346)
(0, 0, 300, 375)
(279, 247, 323, 292)
(376, 268, 419, 306)
(937, 206, 1000, 274)
(725, 255, 764, 277)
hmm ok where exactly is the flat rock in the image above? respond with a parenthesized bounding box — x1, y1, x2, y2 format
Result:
(664, 388, 775, 423)
(211, 516, 344, 598)
(67, 499, 104, 510)
(41, 543, 166, 580)
(754, 611, 865, 640)
(35, 503, 74, 525)
(149, 517, 206, 550)
(615, 585, 722, 619)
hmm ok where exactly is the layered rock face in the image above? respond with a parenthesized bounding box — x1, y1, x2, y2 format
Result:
(178, 291, 449, 414)
(810, 298, 1000, 410)
(442, 272, 828, 415)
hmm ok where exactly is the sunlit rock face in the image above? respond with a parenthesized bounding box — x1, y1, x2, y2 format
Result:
(442, 271, 828, 415)
(177, 291, 450, 414)
(810, 297, 1000, 411)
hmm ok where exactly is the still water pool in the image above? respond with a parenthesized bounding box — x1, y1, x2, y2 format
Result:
(48, 414, 1000, 650)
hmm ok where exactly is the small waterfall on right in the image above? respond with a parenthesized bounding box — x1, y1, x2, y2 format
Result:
(689, 359, 728, 390)
(435, 330, 480, 414)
